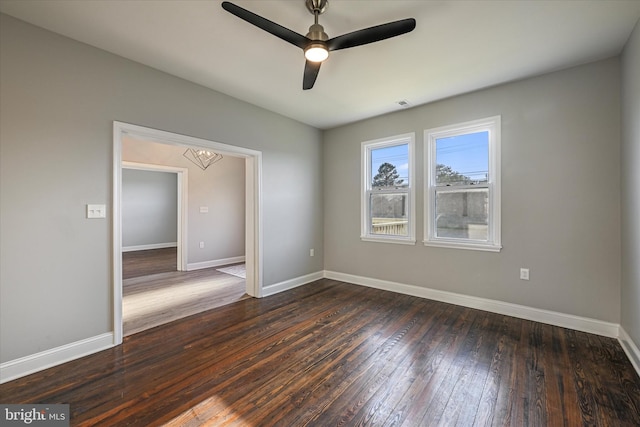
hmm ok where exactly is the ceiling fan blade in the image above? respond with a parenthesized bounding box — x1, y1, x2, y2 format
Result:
(221, 1, 309, 49)
(303, 60, 322, 90)
(327, 18, 416, 51)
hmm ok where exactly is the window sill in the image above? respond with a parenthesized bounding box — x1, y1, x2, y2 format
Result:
(423, 239, 502, 252)
(361, 236, 417, 245)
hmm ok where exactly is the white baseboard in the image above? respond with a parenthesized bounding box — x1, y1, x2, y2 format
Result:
(187, 256, 246, 271)
(618, 327, 640, 377)
(324, 271, 620, 338)
(0, 333, 114, 384)
(3, 273, 632, 384)
(122, 242, 177, 252)
(262, 271, 325, 297)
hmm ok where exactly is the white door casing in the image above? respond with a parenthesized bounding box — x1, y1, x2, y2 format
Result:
(112, 121, 263, 345)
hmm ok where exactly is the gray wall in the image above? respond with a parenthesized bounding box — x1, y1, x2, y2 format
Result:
(122, 169, 178, 249)
(324, 58, 621, 323)
(122, 138, 246, 264)
(1, 10, 635, 368)
(0, 14, 323, 363)
(621, 19, 640, 346)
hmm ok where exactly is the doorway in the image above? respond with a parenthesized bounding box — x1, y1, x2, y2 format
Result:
(121, 162, 187, 275)
(112, 122, 263, 345)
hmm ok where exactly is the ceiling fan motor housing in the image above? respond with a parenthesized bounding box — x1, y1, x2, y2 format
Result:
(305, 0, 329, 63)
(306, 23, 328, 41)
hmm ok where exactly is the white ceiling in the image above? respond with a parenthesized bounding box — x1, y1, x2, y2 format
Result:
(2, 0, 639, 129)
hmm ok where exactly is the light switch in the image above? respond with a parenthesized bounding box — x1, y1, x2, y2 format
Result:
(87, 204, 106, 219)
(200, 206, 209, 213)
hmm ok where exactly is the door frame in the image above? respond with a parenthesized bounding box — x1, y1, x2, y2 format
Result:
(121, 161, 188, 272)
(112, 121, 263, 345)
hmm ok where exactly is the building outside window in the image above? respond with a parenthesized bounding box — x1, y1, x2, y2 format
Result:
(424, 116, 501, 251)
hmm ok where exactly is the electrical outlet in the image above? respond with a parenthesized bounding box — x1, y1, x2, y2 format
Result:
(199, 241, 205, 249)
(520, 268, 530, 281)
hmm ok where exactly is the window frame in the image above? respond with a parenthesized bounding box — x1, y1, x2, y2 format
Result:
(361, 133, 416, 245)
(424, 116, 501, 252)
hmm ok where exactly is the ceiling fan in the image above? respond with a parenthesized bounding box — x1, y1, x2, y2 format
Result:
(221, 0, 416, 90)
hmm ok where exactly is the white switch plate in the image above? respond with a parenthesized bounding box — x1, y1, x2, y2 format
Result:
(87, 204, 106, 219)
(199, 241, 205, 249)
(200, 206, 209, 213)
(520, 268, 530, 280)
(310, 249, 314, 257)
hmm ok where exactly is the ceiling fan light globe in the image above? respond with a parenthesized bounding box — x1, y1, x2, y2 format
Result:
(305, 45, 329, 62)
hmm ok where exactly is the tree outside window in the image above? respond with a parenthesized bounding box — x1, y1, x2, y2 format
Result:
(362, 134, 415, 244)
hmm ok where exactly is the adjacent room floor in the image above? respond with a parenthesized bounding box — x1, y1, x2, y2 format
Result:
(122, 248, 249, 336)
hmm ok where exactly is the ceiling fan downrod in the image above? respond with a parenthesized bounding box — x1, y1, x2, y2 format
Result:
(304, 0, 329, 62)
(305, 0, 329, 43)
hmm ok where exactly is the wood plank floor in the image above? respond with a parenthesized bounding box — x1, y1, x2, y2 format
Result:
(123, 267, 249, 336)
(122, 248, 249, 336)
(2, 279, 639, 426)
(123, 247, 178, 279)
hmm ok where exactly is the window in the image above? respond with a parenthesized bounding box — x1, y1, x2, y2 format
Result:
(362, 133, 415, 244)
(424, 116, 501, 251)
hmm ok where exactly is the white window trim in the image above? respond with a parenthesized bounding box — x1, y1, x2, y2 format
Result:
(361, 133, 416, 245)
(424, 116, 502, 252)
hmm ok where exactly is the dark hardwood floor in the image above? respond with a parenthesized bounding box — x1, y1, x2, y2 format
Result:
(1, 279, 639, 426)
(123, 247, 178, 279)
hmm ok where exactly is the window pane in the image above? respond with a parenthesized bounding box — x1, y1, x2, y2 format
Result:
(435, 188, 488, 240)
(436, 131, 488, 186)
(370, 193, 408, 236)
(371, 144, 409, 188)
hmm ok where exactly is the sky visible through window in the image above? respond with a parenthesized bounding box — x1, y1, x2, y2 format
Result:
(371, 132, 488, 185)
(436, 131, 489, 182)
(371, 144, 409, 184)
